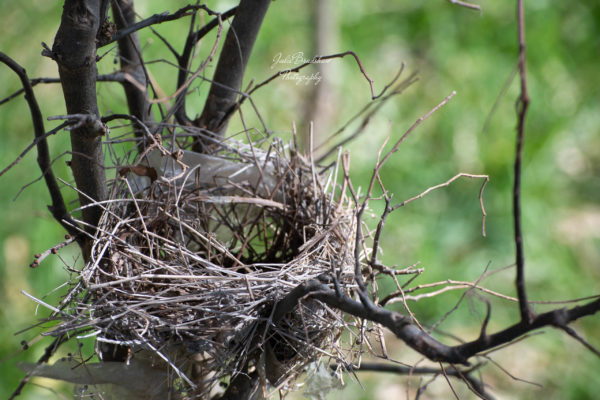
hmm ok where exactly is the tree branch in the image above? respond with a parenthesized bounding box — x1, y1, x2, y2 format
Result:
(175, 6, 237, 126)
(111, 0, 153, 149)
(513, 0, 533, 324)
(50, 0, 107, 249)
(9, 335, 68, 400)
(193, 0, 271, 151)
(0, 52, 82, 243)
(274, 279, 600, 366)
(100, 4, 223, 47)
(341, 362, 491, 400)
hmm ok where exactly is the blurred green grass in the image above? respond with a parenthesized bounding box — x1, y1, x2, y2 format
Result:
(1, 1, 598, 399)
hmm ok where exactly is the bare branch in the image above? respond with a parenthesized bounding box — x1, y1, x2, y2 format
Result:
(447, 0, 481, 12)
(193, 0, 271, 150)
(274, 278, 600, 366)
(175, 6, 237, 126)
(248, 51, 403, 101)
(9, 335, 68, 400)
(51, 0, 108, 248)
(0, 73, 133, 106)
(513, 0, 533, 324)
(111, 0, 154, 149)
(100, 4, 224, 47)
(338, 362, 492, 400)
(560, 325, 600, 357)
(315, 71, 419, 163)
(391, 173, 488, 236)
(0, 52, 82, 243)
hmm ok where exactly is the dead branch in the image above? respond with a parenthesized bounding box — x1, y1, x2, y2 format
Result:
(391, 173, 488, 236)
(278, 278, 600, 366)
(0, 52, 82, 243)
(175, 6, 237, 126)
(340, 362, 492, 399)
(100, 4, 224, 47)
(9, 335, 68, 400)
(513, 0, 533, 324)
(447, 0, 481, 12)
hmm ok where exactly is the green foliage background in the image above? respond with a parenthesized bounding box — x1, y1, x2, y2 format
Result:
(0, 1, 598, 399)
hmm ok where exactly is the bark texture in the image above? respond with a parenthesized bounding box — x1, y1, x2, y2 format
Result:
(52, 0, 107, 242)
(193, 0, 271, 151)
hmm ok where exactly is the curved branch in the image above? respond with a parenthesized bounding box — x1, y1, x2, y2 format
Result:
(274, 279, 600, 366)
(100, 4, 224, 47)
(341, 362, 491, 400)
(0, 52, 82, 243)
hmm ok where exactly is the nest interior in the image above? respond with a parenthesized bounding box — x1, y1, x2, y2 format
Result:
(71, 138, 357, 394)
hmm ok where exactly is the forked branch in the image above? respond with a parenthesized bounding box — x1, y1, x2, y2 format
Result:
(0, 52, 82, 243)
(274, 279, 600, 366)
(193, 0, 271, 150)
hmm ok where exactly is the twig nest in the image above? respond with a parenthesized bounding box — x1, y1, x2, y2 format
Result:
(76, 139, 355, 395)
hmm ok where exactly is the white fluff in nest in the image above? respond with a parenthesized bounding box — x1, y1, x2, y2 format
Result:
(125, 146, 286, 245)
(128, 147, 279, 199)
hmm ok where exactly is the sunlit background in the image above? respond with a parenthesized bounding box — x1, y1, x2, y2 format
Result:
(1, 1, 599, 398)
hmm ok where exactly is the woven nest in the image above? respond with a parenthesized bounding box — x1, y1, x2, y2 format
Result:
(70, 137, 357, 396)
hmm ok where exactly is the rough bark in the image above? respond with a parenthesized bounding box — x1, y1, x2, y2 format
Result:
(112, 0, 153, 148)
(193, 0, 271, 151)
(52, 0, 107, 243)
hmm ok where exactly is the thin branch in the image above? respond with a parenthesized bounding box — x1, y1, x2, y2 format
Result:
(100, 4, 224, 47)
(438, 362, 460, 400)
(391, 173, 489, 237)
(560, 325, 600, 357)
(0, 122, 69, 178)
(368, 91, 457, 201)
(9, 335, 68, 400)
(482, 62, 518, 134)
(0, 52, 82, 243)
(111, 0, 154, 150)
(513, 0, 533, 324)
(148, 16, 225, 106)
(0, 77, 60, 105)
(0, 73, 132, 106)
(193, 0, 271, 149)
(315, 71, 419, 163)
(249, 51, 403, 101)
(174, 6, 237, 126)
(447, 0, 482, 12)
(339, 362, 492, 399)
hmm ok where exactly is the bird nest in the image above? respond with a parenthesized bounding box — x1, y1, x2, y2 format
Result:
(62, 137, 358, 397)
